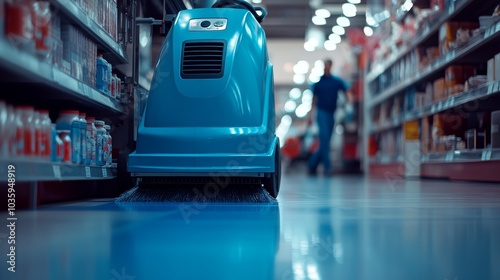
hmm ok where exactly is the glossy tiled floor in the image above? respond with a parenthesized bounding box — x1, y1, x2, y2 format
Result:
(2, 172, 500, 280)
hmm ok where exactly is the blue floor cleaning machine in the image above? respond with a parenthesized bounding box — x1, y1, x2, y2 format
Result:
(128, 0, 281, 198)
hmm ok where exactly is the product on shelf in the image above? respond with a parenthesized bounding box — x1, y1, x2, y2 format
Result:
(51, 123, 61, 162)
(37, 109, 51, 160)
(431, 113, 464, 152)
(17, 106, 36, 157)
(61, 23, 97, 86)
(94, 120, 106, 166)
(32, 1, 51, 60)
(113, 73, 122, 99)
(79, 112, 87, 164)
(439, 21, 479, 55)
(5, 0, 34, 51)
(433, 78, 446, 102)
(58, 129, 71, 163)
(96, 53, 109, 94)
(492, 110, 500, 148)
(466, 112, 488, 150)
(56, 110, 81, 164)
(466, 75, 488, 89)
(466, 129, 486, 149)
(488, 58, 495, 83)
(445, 65, 474, 96)
(421, 116, 431, 154)
(85, 116, 97, 166)
(104, 124, 112, 166)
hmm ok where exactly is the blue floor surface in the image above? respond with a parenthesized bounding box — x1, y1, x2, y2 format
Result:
(1, 173, 500, 279)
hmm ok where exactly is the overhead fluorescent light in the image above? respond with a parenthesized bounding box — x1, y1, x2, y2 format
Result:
(331, 25, 345, 35)
(324, 40, 337, 51)
(315, 9, 331, 18)
(312, 15, 327, 25)
(328, 33, 341, 44)
(342, 3, 357, 17)
(347, 0, 361, 4)
(337, 17, 350, 27)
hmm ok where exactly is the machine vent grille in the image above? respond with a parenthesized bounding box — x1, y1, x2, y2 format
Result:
(181, 41, 225, 79)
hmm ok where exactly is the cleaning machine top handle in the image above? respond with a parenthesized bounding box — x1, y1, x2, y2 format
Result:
(211, 0, 267, 23)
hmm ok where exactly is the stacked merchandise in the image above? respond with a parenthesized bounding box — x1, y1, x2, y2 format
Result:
(69, 0, 118, 40)
(61, 23, 97, 87)
(368, 0, 500, 160)
(2, 0, 122, 95)
(0, 100, 113, 167)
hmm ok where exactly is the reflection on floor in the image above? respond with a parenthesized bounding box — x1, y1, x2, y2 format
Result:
(1, 172, 500, 280)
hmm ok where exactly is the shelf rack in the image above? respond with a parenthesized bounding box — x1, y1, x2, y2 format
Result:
(0, 160, 116, 182)
(52, 0, 128, 65)
(363, 0, 500, 181)
(0, 39, 125, 114)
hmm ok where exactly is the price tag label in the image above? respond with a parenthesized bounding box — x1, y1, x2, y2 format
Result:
(488, 83, 495, 94)
(445, 152, 454, 162)
(102, 168, 108, 178)
(485, 27, 492, 38)
(85, 166, 91, 178)
(53, 165, 62, 179)
(481, 150, 492, 161)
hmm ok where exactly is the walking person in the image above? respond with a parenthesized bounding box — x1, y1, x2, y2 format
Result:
(307, 59, 350, 176)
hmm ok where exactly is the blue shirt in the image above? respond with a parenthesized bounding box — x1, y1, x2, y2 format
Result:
(312, 75, 347, 113)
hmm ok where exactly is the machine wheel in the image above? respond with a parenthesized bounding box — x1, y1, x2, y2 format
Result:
(263, 142, 281, 198)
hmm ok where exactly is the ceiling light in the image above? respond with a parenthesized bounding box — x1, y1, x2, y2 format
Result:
(295, 104, 311, 118)
(304, 41, 316, 51)
(284, 100, 297, 112)
(315, 9, 331, 18)
(347, 0, 361, 3)
(324, 40, 337, 51)
(312, 16, 326, 25)
(364, 26, 374, 36)
(293, 60, 310, 74)
(293, 74, 306, 85)
(337, 17, 350, 27)
(289, 88, 302, 99)
(342, 3, 357, 17)
(328, 33, 341, 44)
(331, 25, 345, 35)
(252, 0, 262, 3)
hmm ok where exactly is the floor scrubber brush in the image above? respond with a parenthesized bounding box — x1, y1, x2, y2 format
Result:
(127, 0, 281, 198)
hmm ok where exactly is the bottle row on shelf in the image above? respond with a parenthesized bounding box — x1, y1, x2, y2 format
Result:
(0, 100, 113, 167)
(2, 1, 122, 100)
(2, 0, 118, 48)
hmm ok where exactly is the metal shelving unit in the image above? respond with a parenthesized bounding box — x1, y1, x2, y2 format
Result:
(0, 0, 135, 207)
(0, 160, 116, 182)
(0, 39, 125, 114)
(371, 81, 500, 134)
(364, 0, 500, 181)
(370, 25, 500, 107)
(366, 0, 474, 83)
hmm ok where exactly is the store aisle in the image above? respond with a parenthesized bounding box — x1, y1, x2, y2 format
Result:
(2, 174, 500, 280)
